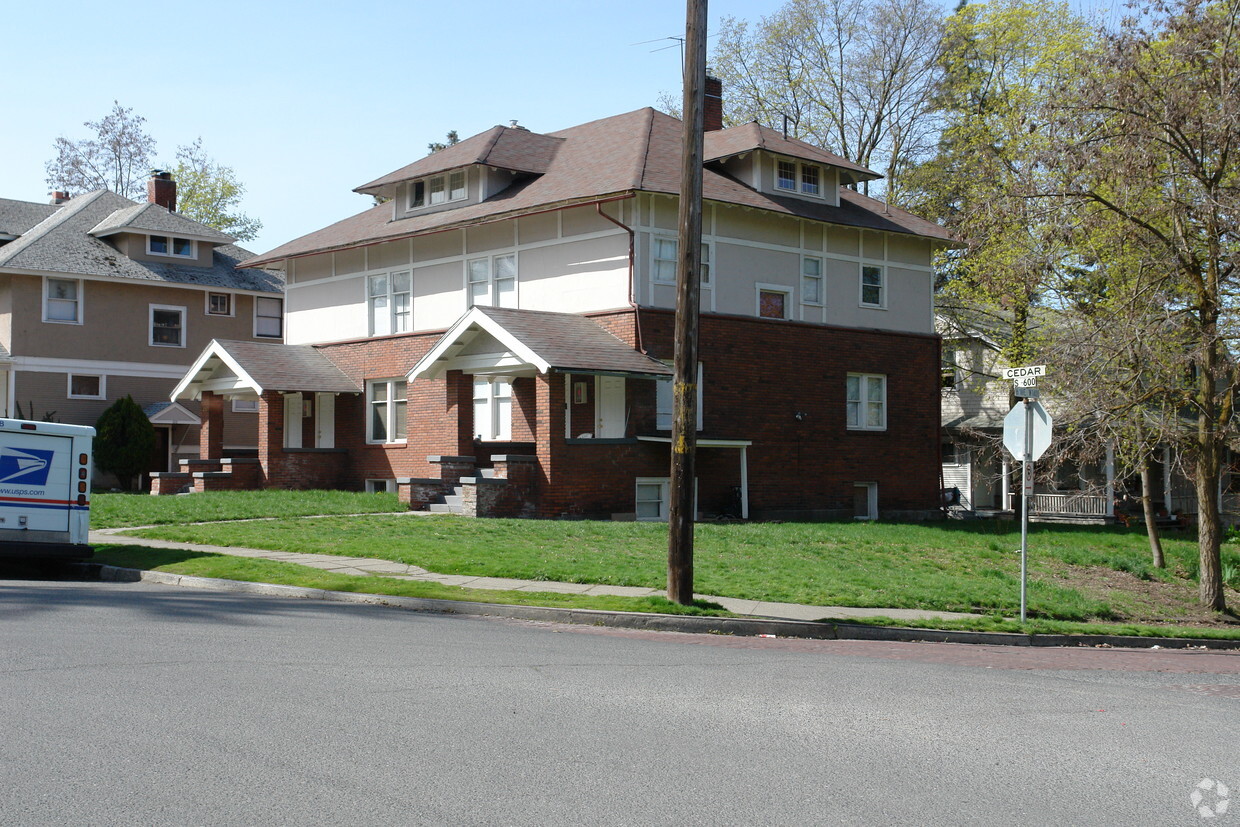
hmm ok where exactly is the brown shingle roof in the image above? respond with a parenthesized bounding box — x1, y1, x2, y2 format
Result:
(245, 108, 953, 268)
(703, 122, 880, 182)
(216, 340, 361, 393)
(355, 127, 565, 193)
(475, 306, 672, 376)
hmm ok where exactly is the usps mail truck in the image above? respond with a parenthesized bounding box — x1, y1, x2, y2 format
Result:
(0, 419, 94, 559)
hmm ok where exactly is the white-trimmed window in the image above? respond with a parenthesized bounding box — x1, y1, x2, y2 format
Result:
(652, 237, 711, 285)
(802, 256, 823, 305)
(636, 478, 670, 521)
(148, 235, 195, 258)
(368, 271, 412, 335)
(473, 377, 512, 441)
(861, 264, 885, 308)
(775, 159, 825, 198)
(44, 277, 81, 323)
(846, 373, 887, 431)
(756, 284, 791, 320)
(656, 363, 703, 431)
(150, 304, 186, 347)
(67, 374, 104, 399)
(232, 399, 259, 413)
(854, 482, 878, 520)
(367, 379, 407, 444)
(206, 292, 233, 316)
(254, 296, 283, 339)
(467, 254, 517, 308)
(366, 479, 397, 493)
(408, 170, 467, 210)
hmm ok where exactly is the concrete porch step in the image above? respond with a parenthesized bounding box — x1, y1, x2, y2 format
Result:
(426, 503, 463, 514)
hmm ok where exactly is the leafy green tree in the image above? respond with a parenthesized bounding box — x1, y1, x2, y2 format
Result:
(94, 395, 156, 491)
(170, 138, 262, 242)
(1052, 0, 1240, 611)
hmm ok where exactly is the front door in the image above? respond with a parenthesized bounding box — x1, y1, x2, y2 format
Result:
(315, 393, 335, 448)
(595, 376, 626, 438)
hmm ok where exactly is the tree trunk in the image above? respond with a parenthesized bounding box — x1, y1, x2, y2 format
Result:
(1139, 457, 1164, 569)
(1195, 402, 1226, 611)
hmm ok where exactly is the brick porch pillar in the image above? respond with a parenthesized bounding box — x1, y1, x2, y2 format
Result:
(445, 369, 475, 456)
(199, 391, 224, 460)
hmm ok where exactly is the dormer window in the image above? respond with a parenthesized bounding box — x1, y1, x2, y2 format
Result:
(408, 170, 467, 210)
(775, 159, 824, 198)
(149, 235, 195, 258)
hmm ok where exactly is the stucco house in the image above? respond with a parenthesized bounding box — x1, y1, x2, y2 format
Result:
(0, 174, 284, 479)
(166, 88, 954, 520)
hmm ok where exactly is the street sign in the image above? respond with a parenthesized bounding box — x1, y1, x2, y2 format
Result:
(1003, 400, 1052, 461)
(1013, 374, 1039, 388)
(1004, 365, 1046, 381)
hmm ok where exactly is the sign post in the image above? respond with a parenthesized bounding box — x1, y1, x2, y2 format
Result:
(1002, 366, 1052, 622)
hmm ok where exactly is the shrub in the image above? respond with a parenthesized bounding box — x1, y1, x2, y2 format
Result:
(94, 395, 156, 491)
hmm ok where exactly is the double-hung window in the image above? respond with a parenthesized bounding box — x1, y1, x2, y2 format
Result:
(44, 278, 81, 323)
(652, 237, 710, 285)
(409, 171, 467, 210)
(367, 379, 407, 444)
(846, 373, 886, 431)
(368, 271, 412, 335)
(473, 377, 512, 441)
(206, 292, 232, 316)
(467, 254, 517, 308)
(150, 304, 186, 347)
(861, 264, 885, 307)
(802, 257, 823, 305)
(255, 297, 283, 339)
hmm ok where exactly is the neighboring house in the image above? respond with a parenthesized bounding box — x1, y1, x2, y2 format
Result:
(939, 314, 1211, 522)
(168, 85, 954, 520)
(0, 174, 284, 481)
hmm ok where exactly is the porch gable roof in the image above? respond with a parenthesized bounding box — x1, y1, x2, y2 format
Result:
(172, 339, 361, 401)
(409, 306, 673, 381)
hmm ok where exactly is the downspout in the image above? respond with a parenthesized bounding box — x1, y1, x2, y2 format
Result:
(595, 197, 644, 354)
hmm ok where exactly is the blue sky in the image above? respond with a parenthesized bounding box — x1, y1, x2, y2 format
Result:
(2, 0, 1119, 254)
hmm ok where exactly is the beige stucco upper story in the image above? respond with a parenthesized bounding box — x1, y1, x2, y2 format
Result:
(282, 193, 938, 346)
(0, 272, 283, 364)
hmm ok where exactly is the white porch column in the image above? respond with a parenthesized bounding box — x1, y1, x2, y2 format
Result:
(739, 445, 749, 520)
(1163, 446, 1173, 514)
(1105, 443, 1115, 517)
(1001, 454, 1011, 511)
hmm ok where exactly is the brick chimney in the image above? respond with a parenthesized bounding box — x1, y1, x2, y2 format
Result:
(49, 191, 70, 205)
(704, 75, 724, 132)
(147, 170, 176, 212)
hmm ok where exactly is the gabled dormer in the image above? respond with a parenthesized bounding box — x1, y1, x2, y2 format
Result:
(703, 122, 881, 208)
(354, 125, 564, 222)
(88, 174, 235, 269)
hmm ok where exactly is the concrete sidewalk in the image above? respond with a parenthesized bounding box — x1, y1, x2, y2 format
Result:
(89, 529, 981, 623)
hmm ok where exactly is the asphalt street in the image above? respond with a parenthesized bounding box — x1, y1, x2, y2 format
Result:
(2, 576, 1237, 826)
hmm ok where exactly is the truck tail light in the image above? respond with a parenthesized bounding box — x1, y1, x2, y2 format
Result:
(77, 494, 87, 506)
(79, 453, 88, 465)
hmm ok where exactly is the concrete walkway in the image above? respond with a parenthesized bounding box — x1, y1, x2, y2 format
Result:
(89, 528, 982, 623)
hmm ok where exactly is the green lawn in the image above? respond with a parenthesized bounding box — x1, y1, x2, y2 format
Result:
(92, 489, 403, 528)
(94, 492, 1240, 630)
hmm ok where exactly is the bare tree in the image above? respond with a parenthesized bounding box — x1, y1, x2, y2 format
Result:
(711, 0, 944, 204)
(45, 101, 156, 200)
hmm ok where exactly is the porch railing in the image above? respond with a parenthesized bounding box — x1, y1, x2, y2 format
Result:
(1006, 492, 1111, 517)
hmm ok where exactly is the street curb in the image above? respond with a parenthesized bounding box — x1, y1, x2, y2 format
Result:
(86, 564, 1240, 651)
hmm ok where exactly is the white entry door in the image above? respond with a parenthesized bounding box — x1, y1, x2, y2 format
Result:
(283, 393, 303, 449)
(595, 376, 626, 438)
(315, 393, 335, 448)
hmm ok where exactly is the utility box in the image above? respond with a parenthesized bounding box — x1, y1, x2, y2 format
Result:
(0, 419, 94, 559)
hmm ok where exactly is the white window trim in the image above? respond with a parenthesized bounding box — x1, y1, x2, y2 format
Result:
(801, 255, 824, 307)
(860, 263, 886, 309)
(407, 170, 469, 211)
(205, 291, 234, 317)
(847, 373, 887, 431)
(635, 476, 697, 522)
(774, 158, 826, 199)
(366, 378, 408, 445)
(656, 362, 703, 431)
(254, 296, 284, 339)
(466, 253, 518, 309)
(366, 479, 397, 493)
(67, 373, 105, 400)
(755, 283, 793, 320)
(232, 399, 259, 413)
(42, 277, 83, 325)
(651, 236, 712, 286)
(147, 235, 196, 259)
(149, 304, 187, 348)
(367, 270, 412, 336)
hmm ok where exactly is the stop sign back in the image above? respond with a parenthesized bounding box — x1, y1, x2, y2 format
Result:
(1003, 400, 1052, 461)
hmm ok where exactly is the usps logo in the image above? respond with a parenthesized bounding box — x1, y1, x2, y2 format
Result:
(0, 447, 55, 485)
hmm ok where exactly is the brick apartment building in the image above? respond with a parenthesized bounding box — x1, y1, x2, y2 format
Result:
(165, 87, 952, 520)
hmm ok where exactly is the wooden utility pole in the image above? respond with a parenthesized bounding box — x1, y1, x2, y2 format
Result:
(668, 0, 708, 605)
